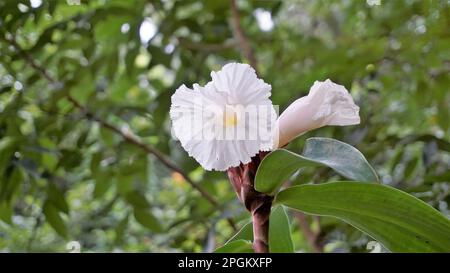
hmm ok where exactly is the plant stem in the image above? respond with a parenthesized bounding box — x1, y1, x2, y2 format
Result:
(250, 195, 272, 253)
(227, 152, 271, 253)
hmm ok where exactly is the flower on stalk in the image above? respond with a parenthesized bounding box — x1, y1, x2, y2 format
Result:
(170, 63, 277, 171)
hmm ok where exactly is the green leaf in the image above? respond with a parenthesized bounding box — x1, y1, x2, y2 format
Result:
(43, 201, 68, 238)
(100, 127, 116, 147)
(269, 206, 294, 253)
(276, 181, 450, 252)
(133, 208, 163, 233)
(404, 157, 419, 181)
(0, 137, 15, 152)
(302, 138, 379, 182)
(48, 183, 69, 214)
(214, 240, 254, 253)
(1, 167, 24, 202)
(126, 191, 151, 209)
(93, 174, 113, 199)
(255, 137, 378, 194)
(226, 221, 253, 243)
(0, 202, 13, 225)
(115, 214, 129, 245)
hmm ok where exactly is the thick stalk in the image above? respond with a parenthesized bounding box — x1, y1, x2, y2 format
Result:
(250, 195, 272, 253)
(227, 152, 271, 253)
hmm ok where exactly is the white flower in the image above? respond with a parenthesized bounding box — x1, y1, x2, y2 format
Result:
(170, 63, 277, 171)
(274, 79, 360, 148)
(171, 66, 360, 171)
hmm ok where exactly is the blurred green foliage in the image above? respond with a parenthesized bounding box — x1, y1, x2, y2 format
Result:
(0, 0, 449, 252)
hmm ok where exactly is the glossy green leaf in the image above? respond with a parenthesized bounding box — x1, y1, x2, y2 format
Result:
(255, 137, 379, 194)
(276, 182, 450, 252)
(269, 206, 294, 253)
(214, 240, 253, 253)
(302, 138, 379, 182)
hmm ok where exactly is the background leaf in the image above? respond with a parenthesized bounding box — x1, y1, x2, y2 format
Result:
(133, 208, 163, 233)
(269, 206, 294, 253)
(43, 201, 68, 239)
(47, 183, 69, 214)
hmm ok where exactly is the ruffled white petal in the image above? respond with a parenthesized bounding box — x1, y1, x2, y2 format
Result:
(210, 63, 271, 105)
(170, 63, 276, 171)
(275, 79, 360, 148)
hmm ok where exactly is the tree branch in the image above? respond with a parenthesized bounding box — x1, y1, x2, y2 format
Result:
(230, 0, 258, 71)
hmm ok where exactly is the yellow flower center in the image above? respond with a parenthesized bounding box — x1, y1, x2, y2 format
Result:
(223, 109, 238, 127)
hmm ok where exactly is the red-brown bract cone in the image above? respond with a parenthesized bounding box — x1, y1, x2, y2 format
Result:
(227, 151, 273, 253)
